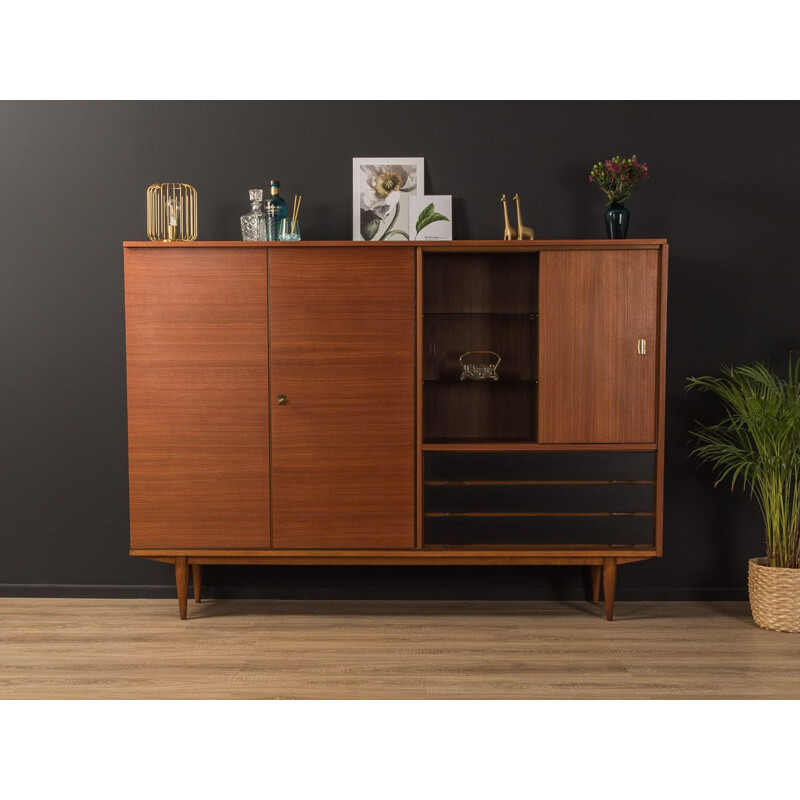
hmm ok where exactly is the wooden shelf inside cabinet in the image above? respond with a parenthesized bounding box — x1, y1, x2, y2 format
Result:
(423, 318, 536, 381)
(423, 312, 536, 317)
(422, 251, 539, 314)
(423, 379, 534, 384)
(424, 439, 540, 446)
(423, 382, 536, 442)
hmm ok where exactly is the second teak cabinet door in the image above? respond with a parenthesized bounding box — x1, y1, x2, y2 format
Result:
(538, 249, 660, 444)
(269, 247, 416, 549)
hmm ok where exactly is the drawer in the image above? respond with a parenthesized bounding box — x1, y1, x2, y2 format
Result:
(423, 450, 656, 547)
(424, 515, 654, 546)
(425, 483, 654, 514)
(424, 451, 655, 482)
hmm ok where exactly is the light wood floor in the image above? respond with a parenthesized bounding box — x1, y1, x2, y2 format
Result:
(1, 598, 799, 699)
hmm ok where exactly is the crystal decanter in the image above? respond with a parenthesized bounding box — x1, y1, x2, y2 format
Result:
(240, 189, 267, 241)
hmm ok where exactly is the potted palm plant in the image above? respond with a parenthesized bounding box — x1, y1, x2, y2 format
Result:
(687, 357, 800, 632)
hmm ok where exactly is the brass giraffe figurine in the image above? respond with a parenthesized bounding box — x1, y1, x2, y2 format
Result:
(513, 194, 534, 240)
(500, 195, 516, 240)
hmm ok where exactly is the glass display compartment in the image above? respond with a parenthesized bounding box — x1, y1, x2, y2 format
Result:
(422, 252, 539, 443)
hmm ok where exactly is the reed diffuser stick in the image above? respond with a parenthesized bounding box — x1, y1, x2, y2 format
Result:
(292, 195, 302, 234)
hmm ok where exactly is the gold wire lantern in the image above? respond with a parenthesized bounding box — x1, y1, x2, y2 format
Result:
(146, 183, 198, 241)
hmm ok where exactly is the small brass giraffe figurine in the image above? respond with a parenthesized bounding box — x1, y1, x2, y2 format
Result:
(500, 195, 516, 240)
(513, 194, 534, 240)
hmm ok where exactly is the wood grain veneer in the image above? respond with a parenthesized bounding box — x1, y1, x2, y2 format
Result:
(123, 239, 668, 250)
(124, 247, 270, 548)
(130, 548, 655, 563)
(602, 556, 618, 621)
(268, 247, 415, 549)
(175, 557, 188, 620)
(538, 249, 659, 444)
(654, 244, 669, 556)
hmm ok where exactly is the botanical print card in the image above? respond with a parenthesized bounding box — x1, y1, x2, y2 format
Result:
(410, 195, 452, 241)
(353, 157, 424, 241)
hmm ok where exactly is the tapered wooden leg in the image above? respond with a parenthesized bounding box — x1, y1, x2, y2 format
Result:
(590, 565, 601, 605)
(175, 557, 188, 620)
(602, 557, 617, 621)
(192, 564, 202, 603)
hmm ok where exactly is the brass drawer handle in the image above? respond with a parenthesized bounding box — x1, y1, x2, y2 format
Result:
(277, 395, 288, 405)
(637, 339, 647, 356)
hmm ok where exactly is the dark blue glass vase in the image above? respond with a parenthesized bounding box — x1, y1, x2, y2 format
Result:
(604, 202, 629, 239)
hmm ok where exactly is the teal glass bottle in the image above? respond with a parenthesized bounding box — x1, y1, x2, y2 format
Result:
(265, 180, 286, 241)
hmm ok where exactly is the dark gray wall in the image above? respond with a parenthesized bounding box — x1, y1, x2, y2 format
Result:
(2, 100, 797, 600)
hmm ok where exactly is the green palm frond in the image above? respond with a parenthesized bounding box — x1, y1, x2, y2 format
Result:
(687, 355, 800, 568)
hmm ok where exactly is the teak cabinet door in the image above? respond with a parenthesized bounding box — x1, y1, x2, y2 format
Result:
(538, 249, 660, 444)
(125, 248, 270, 548)
(269, 247, 415, 549)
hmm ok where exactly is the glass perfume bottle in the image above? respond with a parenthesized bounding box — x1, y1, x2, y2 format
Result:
(265, 180, 286, 241)
(240, 189, 267, 241)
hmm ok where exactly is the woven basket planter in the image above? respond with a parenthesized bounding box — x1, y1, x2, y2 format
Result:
(748, 558, 800, 633)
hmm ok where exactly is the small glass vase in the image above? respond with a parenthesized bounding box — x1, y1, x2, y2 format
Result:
(278, 218, 301, 241)
(604, 202, 630, 239)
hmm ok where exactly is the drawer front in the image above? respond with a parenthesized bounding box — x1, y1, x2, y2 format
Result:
(425, 483, 654, 514)
(424, 451, 655, 482)
(423, 451, 656, 547)
(424, 515, 654, 546)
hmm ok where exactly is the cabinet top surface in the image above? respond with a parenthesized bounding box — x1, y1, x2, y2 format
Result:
(124, 239, 667, 249)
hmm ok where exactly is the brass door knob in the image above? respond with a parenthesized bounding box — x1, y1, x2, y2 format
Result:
(277, 395, 287, 405)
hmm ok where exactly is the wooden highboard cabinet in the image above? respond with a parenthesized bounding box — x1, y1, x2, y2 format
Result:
(124, 240, 668, 620)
